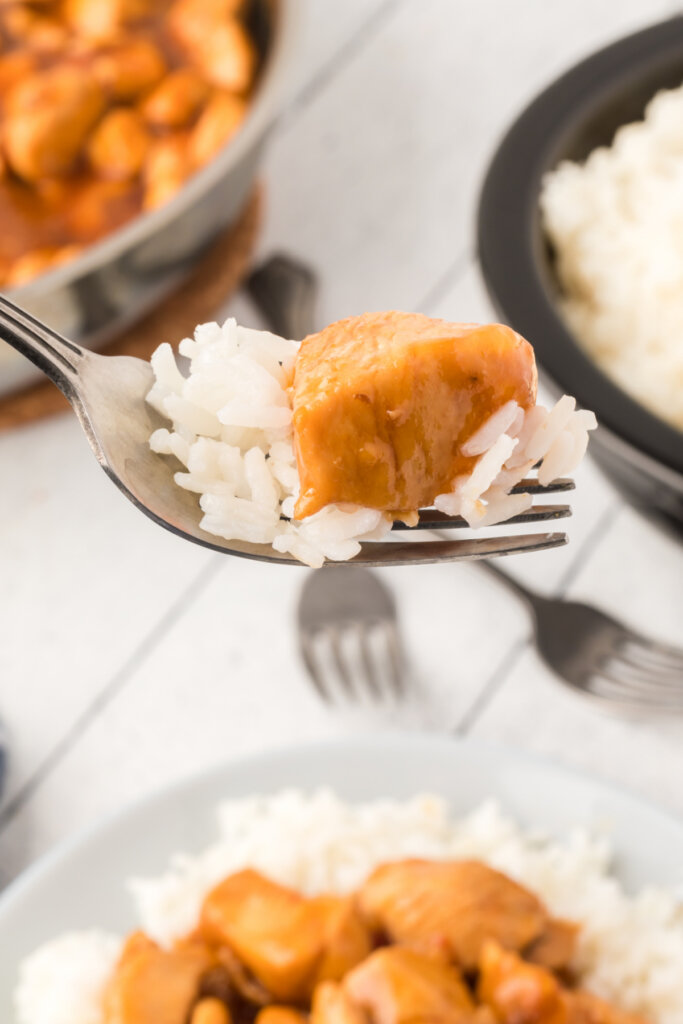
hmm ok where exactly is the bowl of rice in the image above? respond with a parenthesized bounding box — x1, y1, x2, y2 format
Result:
(477, 15, 683, 537)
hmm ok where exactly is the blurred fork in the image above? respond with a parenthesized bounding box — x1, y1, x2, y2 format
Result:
(298, 566, 407, 704)
(478, 559, 683, 710)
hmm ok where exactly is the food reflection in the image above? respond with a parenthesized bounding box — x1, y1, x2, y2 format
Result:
(0, 0, 257, 288)
(102, 861, 646, 1024)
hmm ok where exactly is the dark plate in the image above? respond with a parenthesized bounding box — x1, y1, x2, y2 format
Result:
(478, 15, 683, 536)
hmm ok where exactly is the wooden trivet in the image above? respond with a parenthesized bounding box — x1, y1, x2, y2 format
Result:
(0, 186, 263, 432)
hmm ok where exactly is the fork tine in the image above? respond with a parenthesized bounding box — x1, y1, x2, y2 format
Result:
(620, 636, 683, 672)
(601, 657, 683, 691)
(606, 650, 683, 687)
(511, 477, 575, 494)
(353, 532, 567, 566)
(356, 626, 385, 701)
(382, 621, 408, 698)
(300, 633, 332, 704)
(590, 670, 683, 707)
(396, 505, 572, 531)
(328, 627, 357, 701)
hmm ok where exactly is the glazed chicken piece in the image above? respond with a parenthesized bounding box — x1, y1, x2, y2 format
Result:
(200, 869, 371, 1003)
(168, 0, 255, 91)
(191, 999, 233, 1024)
(291, 314, 537, 519)
(93, 38, 167, 101)
(103, 931, 215, 1024)
(66, 179, 138, 241)
(88, 108, 150, 180)
(4, 67, 105, 181)
(1, 5, 68, 52)
(189, 91, 247, 166)
(141, 69, 210, 128)
(564, 992, 650, 1024)
(358, 860, 547, 971)
(0, 51, 37, 101)
(64, 0, 159, 37)
(312, 982, 369, 1024)
(4, 244, 82, 288)
(257, 1007, 311, 1024)
(478, 942, 649, 1024)
(478, 941, 566, 1024)
(526, 919, 579, 973)
(143, 133, 193, 210)
(344, 947, 486, 1024)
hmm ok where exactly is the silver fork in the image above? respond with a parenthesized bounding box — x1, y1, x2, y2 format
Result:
(2, 283, 568, 566)
(479, 560, 683, 710)
(298, 566, 407, 703)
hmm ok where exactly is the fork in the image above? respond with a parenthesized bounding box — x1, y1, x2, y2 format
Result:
(299, 558, 683, 712)
(3, 281, 568, 566)
(478, 559, 683, 710)
(298, 566, 408, 703)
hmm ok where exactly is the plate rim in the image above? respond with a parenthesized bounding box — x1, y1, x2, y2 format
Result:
(2, 731, 683, 920)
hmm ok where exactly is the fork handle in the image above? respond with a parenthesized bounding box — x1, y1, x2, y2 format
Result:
(0, 294, 84, 400)
(247, 254, 318, 340)
(477, 559, 546, 614)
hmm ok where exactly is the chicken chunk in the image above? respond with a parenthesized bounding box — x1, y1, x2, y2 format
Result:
(200, 869, 371, 1003)
(478, 942, 649, 1024)
(1, 5, 68, 52)
(564, 992, 649, 1024)
(292, 314, 537, 519)
(93, 38, 167, 101)
(211, 944, 271, 1006)
(88, 108, 150, 180)
(312, 982, 369, 1024)
(358, 860, 547, 972)
(64, 0, 159, 37)
(103, 931, 215, 1024)
(4, 244, 82, 287)
(257, 1007, 311, 1024)
(344, 947, 479, 1024)
(478, 941, 566, 1024)
(143, 134, 192, 210)
(526, 919, 579, 973)
(189, 91, 246, 166)
(191, 999, 233, 1024)
(141, 69, 210, 128)
(4, 67, 105, 181)
(0, 51, 37, 100)
(168, 0, 255, 91)
(67, 179, 138, 241)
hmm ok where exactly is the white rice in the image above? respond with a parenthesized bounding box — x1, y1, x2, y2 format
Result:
(540, 84, 683, 432)
(15, 791, 683, 1024)
(146, 320, 596, 567)
(15, 932, 123, 1024)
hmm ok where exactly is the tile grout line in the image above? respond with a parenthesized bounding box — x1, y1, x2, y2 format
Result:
(418, 250, 474, 315)
(0, 554, 224, 835)
(275, 0, 404, 133)
(453, 636, 530, 737)
(556, 498, 622, 597)
(452, 496, 623, 734)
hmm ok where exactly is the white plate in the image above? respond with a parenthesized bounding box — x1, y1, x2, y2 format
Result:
(1, 735, 682, 1019)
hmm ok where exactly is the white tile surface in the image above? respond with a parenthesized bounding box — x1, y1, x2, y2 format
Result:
(1, 0, 682, 889)
(258, 0, 676, 321)
(0, 417, 215, 803)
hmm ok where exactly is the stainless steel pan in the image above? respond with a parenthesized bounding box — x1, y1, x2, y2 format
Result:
(0, 0, 301, 396)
